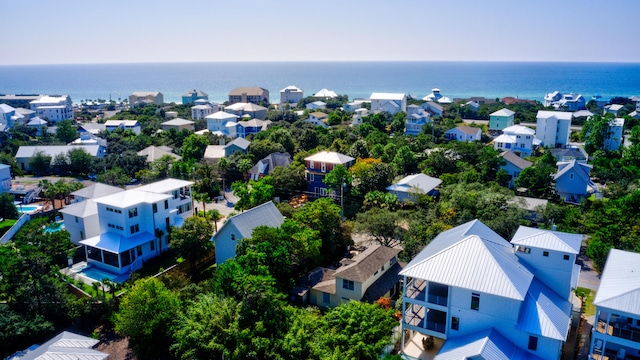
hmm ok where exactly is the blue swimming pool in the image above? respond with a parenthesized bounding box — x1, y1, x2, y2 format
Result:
(18, 205, 42, 213)
(81, 267, 118, 282)
(44, 221, 65, 233)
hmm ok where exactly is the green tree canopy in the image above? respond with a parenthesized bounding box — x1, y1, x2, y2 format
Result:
(170, 216, 214, 272)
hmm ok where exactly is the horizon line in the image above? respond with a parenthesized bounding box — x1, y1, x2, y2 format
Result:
(1, 59, 640, 66)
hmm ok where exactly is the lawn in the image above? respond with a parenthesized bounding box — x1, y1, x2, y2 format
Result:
(576, 287, 596, 316)
(0, 219, 17, 237)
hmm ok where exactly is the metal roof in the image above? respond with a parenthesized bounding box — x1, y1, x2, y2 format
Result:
(59, 200, 98, 218)
(137, 145, 182, 162)
(215, 201, 284, 240)
(386, 173, 442, 195)
(134, 178, 194, 194)
(435, 328, 544, 360)
(503, 125, 535, 135)
(536, 110, 573, 121)
(93, 190, 170, 208)
(16, 145, 103, 158)
(490, 108, 515, 117)
(72, 183, 124, 200)
(370, 92, 406, 100)
(593, 249, 640, 316)
(553, 159, 593, 185)
(10, 331, 107, 360)
(80, 231, 155, 253)
(400, 222, 534, 300)
(161, 118, 194, 126)
(304, 151, 354, 164)
(206, 111, 239, 120)
(516, 278, 572, 340)
(511, 226, 582, 254)
(314, 89, 338, 98)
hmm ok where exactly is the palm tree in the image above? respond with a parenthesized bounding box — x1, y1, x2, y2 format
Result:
(207, 209, 222, 232)
(218, 157, 229, 195)
(193, 192, 210, 219)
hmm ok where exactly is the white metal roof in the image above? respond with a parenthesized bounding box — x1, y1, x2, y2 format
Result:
(15, 145, 102, 158)
(93, 189, 170, 208)
(511, 226, 582, 254)
(304, 151, 354, 165)
(206, 111, 239, 120)
(386, 174, 441, 194)
(370, 92, 406, 100)
(104, 120, 139, 127)
(13, 331, 108, 360)
(516, 278, 572, 340)
(490, 108, 515, 117)
(161, 118, 194, 126)
(80, 231, 155, 253)
(536, 110, 573, 121)
(72, 183, 124, 199)
(59, 200, 98, 218)
(314, 89, 338, 98)
(593, 249, 640, 315)
(134, 178, 193, 194)
(502, 125, 535, 135)
(400, 224, 534, 300)
(435, 328, 544, 360)
(280, 85, 303, 92)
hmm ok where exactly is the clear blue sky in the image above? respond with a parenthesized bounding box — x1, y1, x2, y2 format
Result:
(3, 0, 639, 65)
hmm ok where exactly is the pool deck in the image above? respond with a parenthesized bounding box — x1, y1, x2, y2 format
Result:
(61, 261, 129, 286)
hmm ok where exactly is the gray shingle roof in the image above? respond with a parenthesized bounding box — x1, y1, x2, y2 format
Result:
(220, 201, 284, 239)
(499, 151, 533, 170)
(335, 245, 400, 283)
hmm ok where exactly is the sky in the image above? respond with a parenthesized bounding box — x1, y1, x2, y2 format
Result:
(3, 0, 640, 65)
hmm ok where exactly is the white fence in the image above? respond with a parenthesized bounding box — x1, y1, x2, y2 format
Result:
(0, 214, 30, 244)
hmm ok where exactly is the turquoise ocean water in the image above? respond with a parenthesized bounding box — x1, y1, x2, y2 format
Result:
(0, 62, 638, 104)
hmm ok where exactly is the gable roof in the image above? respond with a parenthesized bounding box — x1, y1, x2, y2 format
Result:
(553, 159, 593, 184)
(229, 87, 268, 96)
(59, 199, 98, 218)
(216, 201, 284, 240)
(134, 178, 194, 194)
(16, 145, 103, 158)
(536, 110, 573, 121)
(401, 220, 533, 300)
(449, 125, 481, 135)
(226, 137, 251, 150)
(309, 111, 328, 118)
(502, 125, 535, 135)
(511, 226, 582, 254)
(304, 151, 354, 165)
(424, 101, 444, 111)
(490, 108, 515, 117)
(205, 111, 239, 120)
(516, 278, 572, 340)
(250, 152, 292, 176)
(593, 249, 640, 315)
(499, 151, 533, 170)
(386, 173, 442, 194)
(183, 89, 208, 97)
(161, 118, 194, 126)
(314, 89, 338, 98)
(435, 328, 544, 360)
(335, 245, 400, 283)
(11, 331, 108, 360)
(225, 102, 268, 112)
(137, 145, 182, 162)
(370, 93, 405, 101)
(71, 183, 124, 199)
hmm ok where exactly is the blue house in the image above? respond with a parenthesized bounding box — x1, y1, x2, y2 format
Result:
(235, 119, 271, 138)
(499, 151, 533, 188)
(182, 89, 208, 104)
(553, 159, 594, 203)
(304, 151, 355, 197)
(211, 201, 284, 265)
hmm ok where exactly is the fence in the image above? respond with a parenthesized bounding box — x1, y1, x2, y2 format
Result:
(0, 214, 30, 244)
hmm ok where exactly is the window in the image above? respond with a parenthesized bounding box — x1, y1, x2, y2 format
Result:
(342, 279, 354, 291)
(516, 246, 531, 254)
(528, 336, 538, 351)
(309, 160, 314, 169)
(172, 190, 179, 199)
(231, 234, 236, 241)
(543, 251, 549, 257)
(471, 293, 480, 310)
(570, 173, 574, 180)
(75, 216, 78, 223)
(80, 231, 84, 240)
(451, 317, 459, 331)
(149, 240, 155, 252)
(136, 245, 143, 257)
(563, 254, 570, 260)
(129, 207, 138, 218)
(130, 224, 139, 234)
(323, 292, 330, 304)
(153, 203, 158, 213)
(321, 162, 326, 172)
(164, 200, 169, 209)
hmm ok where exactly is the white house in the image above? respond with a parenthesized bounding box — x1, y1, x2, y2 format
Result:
(15, 145, 105, 172)
(370, 93, 407, 115)
(386, 174, 442, 203)
(191, 103, 219, 119)
(351, 108, 369, 126)
(224, 102, 268, 120)
(422, 88, 451, 104)
(489, 108, 515, 131)
(104, 120, 141, 134)
(206, 111, 239, 137)
(405, 105, 431, 136)
(400, 219, 579, 360)
(0, 103, 24, 128)
(603, 104, 624, 116)
(343, 101, 363, 112)
(0, 164, 11, 193)
(306, 101, 326, 110)
(29, 95, 73, 123)
(493, 125, 537, 157)
(301, 245, 402, 309)
(589, 249, 640, 360)
(280, 85, 304, 104)
(544, 91, 586, 111)
(604, 117, 625, 151)
(536, 110, 573, 148)
(26, 117, 48, 136)
(314, 88, 338, 99)
(499, 151, 533, 188)
(77, 179, 194, 276)
(445, 126, 481, 142)
(211, 201, 284, 265)
(305, 111, 329, 128)
(60, 183, 125, 245)
(421, 101, 444, 117)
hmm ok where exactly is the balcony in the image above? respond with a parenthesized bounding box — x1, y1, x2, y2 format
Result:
(406, 279, 426, 302)
(427, 282, 449, 306)
(403, 304, 446, 334)
(597, 315, 640, 342)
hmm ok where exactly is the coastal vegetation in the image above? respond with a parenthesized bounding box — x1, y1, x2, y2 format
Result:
(1, 94, 640, 358)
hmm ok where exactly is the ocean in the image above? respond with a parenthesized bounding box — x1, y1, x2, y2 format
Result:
(0, 61, 638, 104)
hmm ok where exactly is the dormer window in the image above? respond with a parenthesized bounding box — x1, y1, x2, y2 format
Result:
(321, 162, 326, 172)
